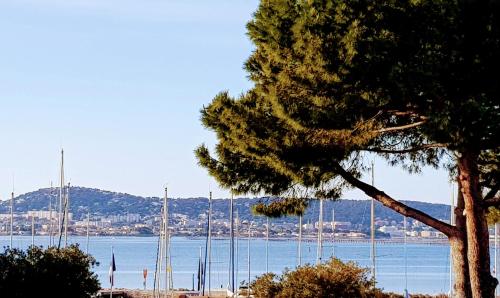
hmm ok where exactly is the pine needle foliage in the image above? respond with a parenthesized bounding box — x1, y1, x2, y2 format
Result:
(196, 0, 500, 215)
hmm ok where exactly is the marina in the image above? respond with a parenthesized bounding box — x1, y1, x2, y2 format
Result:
(0, 235, 489, 295)
(0, 0, 498, 296)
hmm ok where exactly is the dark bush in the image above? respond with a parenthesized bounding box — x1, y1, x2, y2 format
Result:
(0, 244, 100, 298)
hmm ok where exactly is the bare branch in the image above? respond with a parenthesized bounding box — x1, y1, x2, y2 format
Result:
(384, 110, 426, 118)
(364, 143, 448, 154)
(332, 162, 458, 236)
(376, 120, 427, 133)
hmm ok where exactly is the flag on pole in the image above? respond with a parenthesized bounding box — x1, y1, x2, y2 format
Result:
(197, 258, 204, 291)
(109, 251, 116, 287)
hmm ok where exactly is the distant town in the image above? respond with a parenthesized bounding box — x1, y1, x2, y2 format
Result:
(0, 208, 455, 241)
(0, 186, 466, 241)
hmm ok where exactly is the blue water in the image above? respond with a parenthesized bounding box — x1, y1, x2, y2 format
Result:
(0, 236, 490, 295)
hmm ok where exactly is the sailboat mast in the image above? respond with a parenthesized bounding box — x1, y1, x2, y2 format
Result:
(332, 208, 335, 257)
(266, 217, 269, 273)
(64, 182, 70, 248)
(202, 199, 209, 296)
(207, 191, 212, 296)
(49, 182, 53, 246)
(86, 212, 90, 254)
(31, 215, 35, 247)
(450, 185, 455, 297)
(317, 199, 324, 264)
(298, 215, 302, 266)
(247, 221, 251, 298)
(58, 149, 64, 239)
(10, 191, 14, 248)
(164, 187, 169, 298)
(229, 193, 235, 294)
(168, 234, 173, 292)
(371, 161, 376, 282)
(154, 205, 164, 298)
(495, 222, 498, 298)
(404, 216, 408, 297)
(235, 210, 239, 293)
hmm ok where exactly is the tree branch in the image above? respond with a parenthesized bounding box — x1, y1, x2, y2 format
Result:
(376, 120, 427, 133)
(483, 197, 500, 208)
(364, 143, 447, 154)
(483, 183, 500, 208)
(332, 162, 458, 236)
(387, 111, 417, 116)
(484, 184, 499, 202)
(384, 110, 425, 118)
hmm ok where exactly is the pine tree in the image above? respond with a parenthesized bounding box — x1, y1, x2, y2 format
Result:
(196, 1, 500, 297)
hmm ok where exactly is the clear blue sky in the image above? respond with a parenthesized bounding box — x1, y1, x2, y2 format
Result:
(0, 0, 453, 204)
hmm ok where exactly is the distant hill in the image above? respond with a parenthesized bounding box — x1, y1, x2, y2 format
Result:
(0, 186, 450, 227)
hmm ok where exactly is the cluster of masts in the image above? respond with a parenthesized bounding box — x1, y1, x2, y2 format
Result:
(54, 149, 70, 249)
(5, 155, 462, 297)
(152, 187, 172, 298)
(124, 167, 382, 298)
(182, 162, 431, 298)
(8, 149, 85, 251)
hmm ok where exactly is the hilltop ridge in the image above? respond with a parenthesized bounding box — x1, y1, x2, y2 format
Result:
(0, 186, 451, 228)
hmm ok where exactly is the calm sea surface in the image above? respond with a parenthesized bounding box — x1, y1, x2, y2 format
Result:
(1, 236, 497, 295)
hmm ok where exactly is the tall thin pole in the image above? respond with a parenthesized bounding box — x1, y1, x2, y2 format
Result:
(332, 208, 335, 258)
(64, 182, 70, 248)
(266, 217, 269, 273)
(404, 216, 408, 298)
(10, 191, 14, 248)
(317, 199, 324, 264)
(229, 193, 235, 295)
(202, 204, 209, 296)
(168, 234, 173, 292)
(58, 149, 64, 239)
(164, 187, 169, 298)
(86, 212, 90, 254)
(110, 246, 114, 298)
(49, 182, 53, 247)
(198, 246, 203, 292)
(208, 191, 212, 296)
(154, 211, 162, 298)
(247, 221, 251, 298)
(156, 204, 165, 298)
(298, 215, 302, 266)
(371, 161, 376, 283)
(495, 222, 498, 298)
(450, 186, 455, 297)
(235, 210, 239, 293)
(31, 216, 35, 247)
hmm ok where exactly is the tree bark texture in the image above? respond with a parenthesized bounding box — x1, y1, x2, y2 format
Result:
(451, 185, 472, 298)
(458, 151, 497, 298)
(450, 235, 471, 298)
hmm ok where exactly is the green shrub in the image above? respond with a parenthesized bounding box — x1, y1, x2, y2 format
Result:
(251, 258, 403, 298)
(0, 244, 100, 298)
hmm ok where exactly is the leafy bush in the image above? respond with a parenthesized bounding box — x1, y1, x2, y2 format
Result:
(251, 258, 401, 298)
(0, 244, 100, 298)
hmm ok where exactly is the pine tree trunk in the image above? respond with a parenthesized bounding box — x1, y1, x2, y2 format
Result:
(450, 235, 471, 298)
(331, 160, 482, 297)
(458, 151, 498, 298)
(450, 186, 472, 298)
